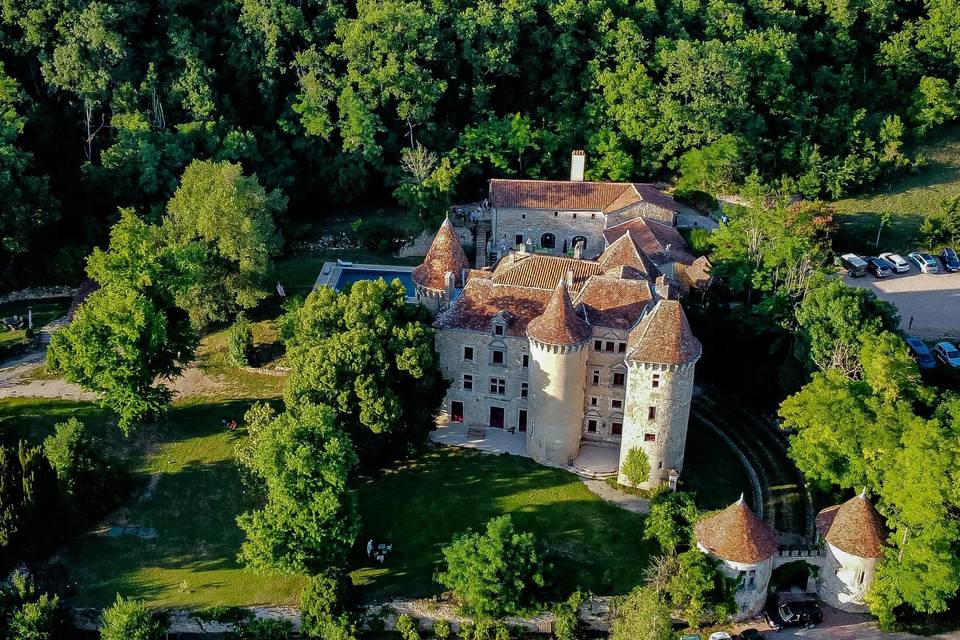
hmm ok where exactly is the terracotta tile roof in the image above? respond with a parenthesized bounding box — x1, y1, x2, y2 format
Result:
(491, 252, 603, 292)
(433, 279, 550, 337)
(412, 218, 469, 290)
(626, 299, 701, 365)
(816, 493, 885, 558)
(489, 179, 679, 213)
(598, 232, 659, 277)
(675, 256, 713, 291)
(603, 217, 696, 266)
(527, 281, 593, 346)
(604, 265, 649, 280)
(695, 496, 779, 564)
(574, 276, 652, 329)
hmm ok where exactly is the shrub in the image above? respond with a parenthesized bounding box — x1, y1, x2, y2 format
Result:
(395, 614, 420, 640)
(684, 227, 713, 255)
(432, 618, 452, 640)
(8, 592, 65, 640)
(610, 586, 672, 640)
(299, 571, 357, 640)
(99, 595, 168, 640)
(235, 618, 293, 639)
(552, 591, 585, 640)
(437, 515, 545, 618)
(43, 418, 127, 518)
(228, 313, 254, 367)
(493, 622, 510, 640)
(620, 448, 650, 488)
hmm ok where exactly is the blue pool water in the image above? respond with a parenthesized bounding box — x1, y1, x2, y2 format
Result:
(334, 268, 415, 297)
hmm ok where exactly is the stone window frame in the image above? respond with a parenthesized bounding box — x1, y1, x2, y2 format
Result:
(520, 382, 528, 398)
(611, 398, 623, 410)
(617, 342, 627, 353)
(591, 369, 601, 385)
(612, 372, 626, 387)
(491, 349, 505, 365)
(593, 339, 602, 351)
(610, 421, 623, 436)
(463, 374, 473, 391)
(489, 378, 507, 395)
(651, 373, 661, 388)
(463, 346, 474, 361)
(522, 354, 529, 368)
(647, 405, 657, 420)
(644, 432, 656, 442)
(589, 396, 599, 407)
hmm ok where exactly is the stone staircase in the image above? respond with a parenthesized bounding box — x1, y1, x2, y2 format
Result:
(474, 222, 490, 268)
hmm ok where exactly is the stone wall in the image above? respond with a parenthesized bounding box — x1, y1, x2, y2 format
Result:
(581, 327, 632, 444)
(619, 359, 697, 488)
(490, 207, 607, 260)
(435, 328, 530, 430)
(0, 286, 75, 306)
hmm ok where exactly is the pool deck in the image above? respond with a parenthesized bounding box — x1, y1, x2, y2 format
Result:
(315, 261, 417, 301)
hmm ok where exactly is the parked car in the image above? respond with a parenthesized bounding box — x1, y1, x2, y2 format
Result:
(840, 253, 867, 277)
(908, 251, 939, 273)
(765, 597, 822, 631)
(940, 247, 960, 272)
(867, 257, 892, 278)
(934, 342, 960, 368)
(736, 630, 764, 640)
(708, 634, 733, 640)
(680, 636, 702, 640)
(879, 252, 910, 273)
(905, 337, 937, 370)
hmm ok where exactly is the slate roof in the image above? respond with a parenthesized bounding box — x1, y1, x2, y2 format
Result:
(603, 217, 697, 266)
(816, 493, 886, 558)
(489, 179, 680, 213)
(695, 496, 779, 564)
(626, 299, 701, 365)
(412, 218, 469, 290)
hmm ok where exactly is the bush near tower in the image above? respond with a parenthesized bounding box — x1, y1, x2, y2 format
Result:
(620, 447, 651, 488)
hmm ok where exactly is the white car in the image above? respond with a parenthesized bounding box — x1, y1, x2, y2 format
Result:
(934, 342, 960, 368)
(908, 251, 939, 274)
(879, 252, 910, 273)
(708, 634, 733, 640)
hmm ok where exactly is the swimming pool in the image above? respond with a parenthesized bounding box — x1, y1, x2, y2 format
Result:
(334, 268, 415, 297)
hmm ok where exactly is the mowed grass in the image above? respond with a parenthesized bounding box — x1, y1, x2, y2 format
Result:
(350, 447, 653, 602)
(833, 125, 960, 253)
(57, 397, 307, 609)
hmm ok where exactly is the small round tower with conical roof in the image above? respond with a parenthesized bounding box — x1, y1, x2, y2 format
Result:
(695, 495, 779, 618)
(815, 491, 885, 611)
(526, 280, 592, 466)
(412, 218, 469, 313)
(618, 298, 701, 488)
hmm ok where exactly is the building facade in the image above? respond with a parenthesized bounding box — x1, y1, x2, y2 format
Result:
(415, 183, 704, 487)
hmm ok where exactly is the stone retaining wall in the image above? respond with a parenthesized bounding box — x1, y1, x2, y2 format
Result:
(0, 286, 75, 305)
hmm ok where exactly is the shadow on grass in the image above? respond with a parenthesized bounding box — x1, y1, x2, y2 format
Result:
(349, 447, 654, 602)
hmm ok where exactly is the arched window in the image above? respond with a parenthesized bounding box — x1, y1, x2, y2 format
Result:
(540, 233, 556, 249)
(572, 236, 587, 251)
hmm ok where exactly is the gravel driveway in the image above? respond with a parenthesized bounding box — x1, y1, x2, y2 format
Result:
(843, 271, 960, 342)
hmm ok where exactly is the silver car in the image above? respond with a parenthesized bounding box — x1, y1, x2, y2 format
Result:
(908, 252, 939, 273)
(879, 252, 910, 273)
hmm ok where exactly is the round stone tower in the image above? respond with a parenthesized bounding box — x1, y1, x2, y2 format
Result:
(526, 281, 591, 466)
(412, 218, 469, 314)
(815, 491, 885, 612)
(618, 299, 701, 488)
(695, 495, 779, 619)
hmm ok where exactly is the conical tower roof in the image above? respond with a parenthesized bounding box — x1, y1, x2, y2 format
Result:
(695, 495, 779, 564)
(412, 218, 469, 290)
(815, 491, 885, 558)
(626, 299, 701, 365)
(527, 281, 592, 346)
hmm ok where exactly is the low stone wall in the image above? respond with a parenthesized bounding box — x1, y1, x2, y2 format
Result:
(0, 286, 75, 305)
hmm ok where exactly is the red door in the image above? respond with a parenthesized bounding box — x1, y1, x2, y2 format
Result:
(518, 410, 527, 432)
(489, 406, 504, 429)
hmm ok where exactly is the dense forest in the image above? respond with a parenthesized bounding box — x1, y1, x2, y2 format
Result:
(1, 0, 959, 287)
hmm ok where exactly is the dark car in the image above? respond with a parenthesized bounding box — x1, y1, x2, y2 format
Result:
(940, 247, 960, 272)
(736, 630, 764, 640)
(905, 337, 937, 370)
(867, 257, 892, 278)
(765, 597, 822, 631)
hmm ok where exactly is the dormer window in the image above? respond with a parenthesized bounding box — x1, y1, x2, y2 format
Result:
(492, 349, 505, 365)
(494, 324, 504, 336)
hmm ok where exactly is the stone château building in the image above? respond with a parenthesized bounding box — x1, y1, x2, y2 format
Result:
(413, 161, 708, 489)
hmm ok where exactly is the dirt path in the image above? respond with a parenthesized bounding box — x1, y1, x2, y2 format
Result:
(579, 478, 650, 514)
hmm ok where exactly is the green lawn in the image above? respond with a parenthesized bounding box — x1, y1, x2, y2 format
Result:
(350, 447, 653, 602)
(832, 125, 960, 253)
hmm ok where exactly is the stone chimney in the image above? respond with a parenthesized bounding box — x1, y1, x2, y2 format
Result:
(655, 274, 673, 300)
(444, 271, 455, 300)
(565, 270, 574, 288)
(570, 150, 586, 182)
(573, 239, 584, 260)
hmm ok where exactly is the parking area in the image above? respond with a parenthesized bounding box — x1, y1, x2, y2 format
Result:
(733, 607, 960, 640)
(843, 270, 960, 342)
